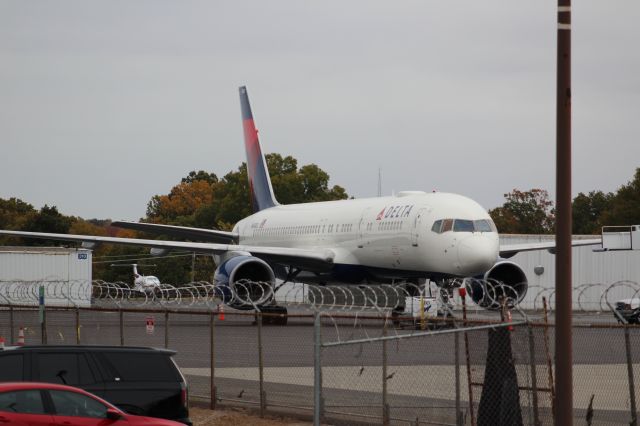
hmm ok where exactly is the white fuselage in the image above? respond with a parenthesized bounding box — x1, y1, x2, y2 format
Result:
(234, 191, 499, 280)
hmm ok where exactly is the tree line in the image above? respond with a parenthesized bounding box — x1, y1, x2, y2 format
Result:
(1, 157, 638, 282)
(0, 154, 348, 283)
(489, 168, 640, 234)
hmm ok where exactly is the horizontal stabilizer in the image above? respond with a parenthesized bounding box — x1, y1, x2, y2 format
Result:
(111, 221, 238, 244)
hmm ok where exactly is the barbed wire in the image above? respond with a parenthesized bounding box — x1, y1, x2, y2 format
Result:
(0, 278, 637, 316)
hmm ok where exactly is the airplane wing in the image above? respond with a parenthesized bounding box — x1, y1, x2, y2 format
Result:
(111, 221, 238, 244)
(0, 230, 334, 272)
(499, 238, 602, 258)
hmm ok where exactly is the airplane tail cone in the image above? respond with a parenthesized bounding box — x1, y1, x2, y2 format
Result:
(218, 305, 225, 321)
(17, 327, 25, 346)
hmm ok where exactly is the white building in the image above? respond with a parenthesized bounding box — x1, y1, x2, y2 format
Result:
(500, 235, 640, 310)
(0, 247, 92, 307)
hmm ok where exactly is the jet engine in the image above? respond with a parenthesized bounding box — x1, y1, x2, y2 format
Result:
(466, 260, 528, 309)
(214, 254, 275, 310)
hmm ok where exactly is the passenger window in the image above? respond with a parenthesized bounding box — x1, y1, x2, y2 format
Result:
(38, 353, 81, 385)
(0, 390, 46, 414)
(0, 354, 23, 381)
(441, 219, 453, 232)
(49, 390, 107, 418)
(453, 219, 475, 232)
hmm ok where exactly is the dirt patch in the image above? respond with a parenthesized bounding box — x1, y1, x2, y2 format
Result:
(190, 406, 312, 426)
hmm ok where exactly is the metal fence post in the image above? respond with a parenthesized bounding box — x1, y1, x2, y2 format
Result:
(164, 310, 169, 349)
(210, 312, 216, 410)
(528, 323, 540, 426)
(75, 308, 80, 345)
(313, 312, 323, 426)
(41, 305, 47, 345)
(624, 326, 638, 426)
(542, 298, 555, 417)
(455, 331, 462, 426)
(462, 293, 475, 426)
(119, 309, 124, 346)
(382, 319, 390, 426)
(257, 312, 266, 417)
(9, 305, 14, 345)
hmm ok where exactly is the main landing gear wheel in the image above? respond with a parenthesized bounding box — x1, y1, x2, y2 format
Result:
(259, 306, 288, 326)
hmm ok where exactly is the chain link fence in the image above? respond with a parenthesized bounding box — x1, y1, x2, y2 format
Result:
(1, 304, 639, 425)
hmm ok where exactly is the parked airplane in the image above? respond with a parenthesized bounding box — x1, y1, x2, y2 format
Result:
(110, 264, 161, 293)
(0, 86, 601, 315)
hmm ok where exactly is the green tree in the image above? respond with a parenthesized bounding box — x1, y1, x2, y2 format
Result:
(601, 168, 640, 226)
(181, 170, 218, 185)
(489, 189, 555, 234)
(572, 190, 614, 234)
(176, 154, 349, 230)
(146, 180, 215, 225)
(0, 197, 38, 245)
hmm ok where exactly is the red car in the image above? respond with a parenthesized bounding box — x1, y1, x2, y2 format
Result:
(0, 382, 184, 425)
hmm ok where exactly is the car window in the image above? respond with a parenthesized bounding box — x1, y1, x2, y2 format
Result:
(0, 354, 24, 381)
(49, 390, 108, 418)
(37, 353, 96, 386)
(0, 390, 46, 414)
(102, 353, 179, 382)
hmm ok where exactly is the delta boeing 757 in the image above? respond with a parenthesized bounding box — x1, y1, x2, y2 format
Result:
(0, 87, 601, 315)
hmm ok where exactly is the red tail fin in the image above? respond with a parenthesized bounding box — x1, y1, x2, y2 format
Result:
(239, 86, 278, 212)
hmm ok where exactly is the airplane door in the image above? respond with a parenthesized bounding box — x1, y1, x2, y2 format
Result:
(411, 208, 429, 246)
(357, 207, 371, 248)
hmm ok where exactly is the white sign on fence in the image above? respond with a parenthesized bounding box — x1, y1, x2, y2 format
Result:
(146, 316, 155, 334)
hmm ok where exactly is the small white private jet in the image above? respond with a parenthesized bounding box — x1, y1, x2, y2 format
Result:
(0, 86, 601, 314)
(110, 264, 161, 293)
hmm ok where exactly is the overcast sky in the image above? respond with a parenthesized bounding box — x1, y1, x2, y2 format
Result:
(1, 1, 638, 221)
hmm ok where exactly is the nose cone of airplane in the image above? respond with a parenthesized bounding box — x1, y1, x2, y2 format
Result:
(457, 235, 499, 276)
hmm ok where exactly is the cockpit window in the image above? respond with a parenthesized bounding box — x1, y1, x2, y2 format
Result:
(431, 220, 442, 233)
(441, 219, 454, 233)
(474, 219, 493, 232)
(453, 219, 475, 232)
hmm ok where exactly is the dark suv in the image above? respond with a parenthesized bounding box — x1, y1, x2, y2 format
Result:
(0, 345, 191, 425)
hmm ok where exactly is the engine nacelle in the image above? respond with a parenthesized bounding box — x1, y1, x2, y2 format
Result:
(214, 254, 275, 310)
(466, 260, 528, 309)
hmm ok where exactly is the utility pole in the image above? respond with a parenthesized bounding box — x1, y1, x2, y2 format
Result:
(555, 0, 573, 425)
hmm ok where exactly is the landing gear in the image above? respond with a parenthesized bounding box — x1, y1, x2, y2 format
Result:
(258, 305, 288, 326)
